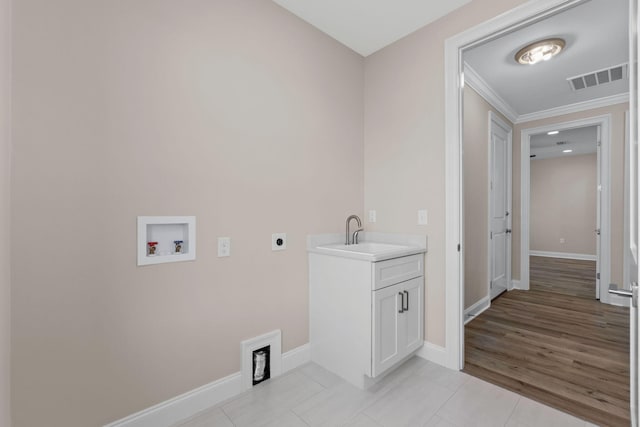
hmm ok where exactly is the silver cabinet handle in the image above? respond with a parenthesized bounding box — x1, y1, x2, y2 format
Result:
(398, 292, 404, 313)
(404, 290, 409, 311)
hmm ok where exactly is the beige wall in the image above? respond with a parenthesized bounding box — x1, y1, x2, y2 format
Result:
(0, 0, 10, 425)
(364, 0, 527, 346)
(11, 1, 364, 426)
(462, 87, 513, 309)
(531, 154, 597, 255)
(512, 103, 628, 287)
(14, 0, 618, 424)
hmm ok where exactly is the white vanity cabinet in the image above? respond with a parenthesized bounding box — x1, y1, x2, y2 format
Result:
(309, 250, 425, 389)
(373, 276, 423, 377)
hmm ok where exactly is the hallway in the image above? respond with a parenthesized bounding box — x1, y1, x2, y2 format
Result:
(464, 256, 630, 426)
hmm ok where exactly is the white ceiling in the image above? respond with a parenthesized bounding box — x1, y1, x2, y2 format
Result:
(271, 0, 471, 57)
(271, 0, 629, 115)
(464, 0, 629, 116)
(530, 126, 597, 160)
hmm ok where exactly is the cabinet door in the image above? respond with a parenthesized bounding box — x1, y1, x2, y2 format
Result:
(372, 284, 404, 377)
(401, 277, 424, 354)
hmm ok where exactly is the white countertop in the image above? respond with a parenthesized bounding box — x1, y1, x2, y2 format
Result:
(307, 232, 427, 262)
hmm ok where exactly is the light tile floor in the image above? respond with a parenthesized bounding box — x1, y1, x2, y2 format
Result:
(175, 357, 599, 427)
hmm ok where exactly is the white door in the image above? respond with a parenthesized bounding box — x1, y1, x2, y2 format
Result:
(489, 112, 512, 300)
(609, 1, 639, 424)
(629, 0, 639, 423)
(630, 0, 639, 422)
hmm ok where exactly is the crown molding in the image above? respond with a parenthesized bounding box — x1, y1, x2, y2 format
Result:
(515, 92, 630, 123)
(463, 62, 519, 124)
(464, 62, 630, 125)
(464, 62, 629, 124)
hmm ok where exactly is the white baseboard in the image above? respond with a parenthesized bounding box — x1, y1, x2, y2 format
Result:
(529, 250, 596, 261)
(103, 372, 243, 427)
(511, 279, 524, 290)
(104, 343, 312, 427)
(282, 343, 310, 373)
(415, 341, 450, 369)
(463, 296, 490, 325)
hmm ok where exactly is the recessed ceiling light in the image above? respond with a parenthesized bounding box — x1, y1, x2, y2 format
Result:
(548, 130, 559, 135)
(515, 38, 566, 65)
(563, 149, 573, 153)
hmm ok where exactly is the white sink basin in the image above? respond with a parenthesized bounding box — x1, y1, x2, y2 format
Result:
(311, 242, 425, 261)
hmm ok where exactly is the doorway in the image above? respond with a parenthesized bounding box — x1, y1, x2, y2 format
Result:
(521, 117, 613, 303)
(445, 0, 631, 369)
(461, 97, 514, 324)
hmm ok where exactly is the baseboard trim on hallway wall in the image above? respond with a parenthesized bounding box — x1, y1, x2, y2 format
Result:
(103, 343, 311, 427)
(464, 296, 490, 325)
(511, 279, 524, 290)
(529, 250, 597, 261)
(415, 341, 449, 368)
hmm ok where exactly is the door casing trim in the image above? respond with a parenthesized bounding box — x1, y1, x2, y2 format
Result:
(519, 114, 618, 307)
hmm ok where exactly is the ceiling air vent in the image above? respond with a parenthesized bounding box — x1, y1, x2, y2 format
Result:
(567, 63, 628, 91)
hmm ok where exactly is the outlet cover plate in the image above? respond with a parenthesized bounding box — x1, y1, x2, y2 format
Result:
(272, 233, 287, 251)
(418, 210, 428, 225)
(218, 237, 231, 257)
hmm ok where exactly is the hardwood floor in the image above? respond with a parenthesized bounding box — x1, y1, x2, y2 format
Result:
(529, 256, 597, 299)
(465, 256, 630, 427)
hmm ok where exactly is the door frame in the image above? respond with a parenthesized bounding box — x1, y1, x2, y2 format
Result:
(487, 111, 513, 300)
(519, 116, 617, 305)
(625, 109, 632, 294)
(444, 0, 589, 371)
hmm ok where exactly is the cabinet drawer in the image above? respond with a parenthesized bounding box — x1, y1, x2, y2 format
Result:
(373, 254, 423, 290)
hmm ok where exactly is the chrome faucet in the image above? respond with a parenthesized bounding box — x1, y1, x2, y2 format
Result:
(345, 214, 362, 245)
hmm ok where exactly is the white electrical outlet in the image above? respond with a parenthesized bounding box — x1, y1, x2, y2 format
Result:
(272, 233, 287, 251)
(369, 210, 377, 223)
(418, 209, 428, 225)
(218, 237, 231, 257)
(560, 238, 565, 244)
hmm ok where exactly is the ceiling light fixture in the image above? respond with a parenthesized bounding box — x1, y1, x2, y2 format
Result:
(563, 149, 573, 153)
(515, 38, 566, 65)
(548, 130, 559, 135)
